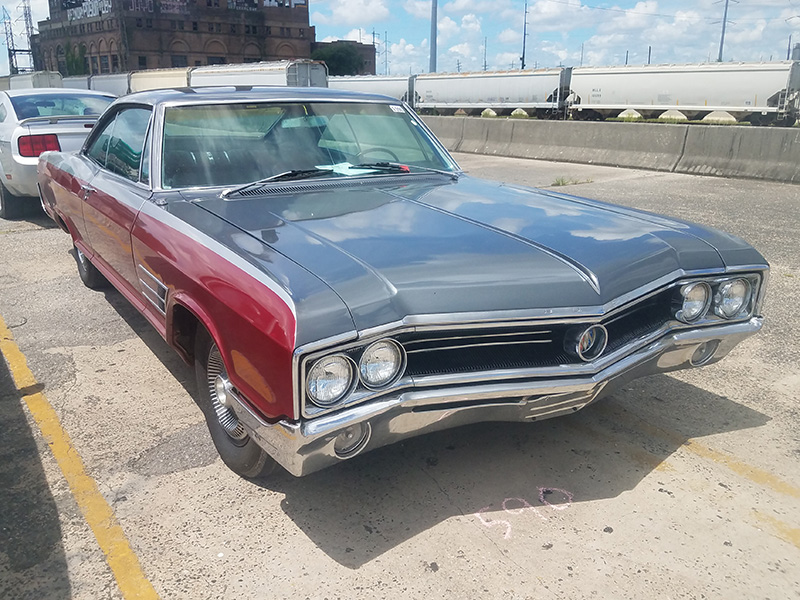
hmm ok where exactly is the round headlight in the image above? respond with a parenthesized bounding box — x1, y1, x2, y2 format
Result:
(307, 355, 354, 407)
(359, 339, 404, 388)
(677, 282, 711, 323)
(715, 278, 751, 319)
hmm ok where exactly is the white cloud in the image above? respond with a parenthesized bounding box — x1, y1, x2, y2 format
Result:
(405, 0, 432, 19)
(461, 14, 482, 34)
(313, 0, 390, 26)
(498, 28, 522, 45)
(438, 16, 459, 41)
(449, 42, 474, 58)
(444, 0, 482, 13)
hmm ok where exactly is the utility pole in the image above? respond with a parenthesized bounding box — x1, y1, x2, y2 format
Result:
(429, 0, 437, 73)
(384, 31, 390, 75)
(483, 36, 488, 71)
(456, 59, 461, 73)
(717, 0, 736, 62)
(520, 0, 528, 70)
(648, 45, 652, 64)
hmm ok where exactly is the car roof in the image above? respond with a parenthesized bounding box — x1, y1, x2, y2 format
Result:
(4, 87, 116, 98)
(117, 86, 399, 107)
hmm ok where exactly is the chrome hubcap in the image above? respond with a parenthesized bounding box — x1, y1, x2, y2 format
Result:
(206, 345, 247, 441)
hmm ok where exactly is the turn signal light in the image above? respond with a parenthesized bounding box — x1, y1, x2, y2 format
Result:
(18, 134, 61, 157)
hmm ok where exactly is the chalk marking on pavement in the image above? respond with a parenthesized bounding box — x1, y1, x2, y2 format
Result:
(596, 403, 800, 500)
(0, 316, 159, 600)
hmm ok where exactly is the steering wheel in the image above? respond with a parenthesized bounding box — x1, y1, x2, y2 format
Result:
(358, 147, 400, 162)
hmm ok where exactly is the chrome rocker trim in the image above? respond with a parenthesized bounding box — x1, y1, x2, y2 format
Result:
(230, 317, 762, 477)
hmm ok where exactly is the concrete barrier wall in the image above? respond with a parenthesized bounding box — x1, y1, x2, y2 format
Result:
(423, 115, 800, 184)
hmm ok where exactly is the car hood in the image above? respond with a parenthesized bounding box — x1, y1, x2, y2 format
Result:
(189, 175, 763, 332)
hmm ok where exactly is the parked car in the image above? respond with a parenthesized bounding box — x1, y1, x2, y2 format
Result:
(0, 88, 115, 218)
(38, 87, 768, 480)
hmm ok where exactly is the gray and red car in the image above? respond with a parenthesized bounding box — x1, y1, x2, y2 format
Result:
(37, 86, 768, 479)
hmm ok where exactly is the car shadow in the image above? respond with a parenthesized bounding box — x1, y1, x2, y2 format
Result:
(256, 375, 769, 569)
(0, 347, 71, 597)
(93, 283, 771, 570)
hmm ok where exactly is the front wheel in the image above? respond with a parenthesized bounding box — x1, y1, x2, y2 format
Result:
(194, 328, 277, 479)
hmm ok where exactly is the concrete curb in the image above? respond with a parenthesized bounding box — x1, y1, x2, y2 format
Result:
(423, 116, 800, 184)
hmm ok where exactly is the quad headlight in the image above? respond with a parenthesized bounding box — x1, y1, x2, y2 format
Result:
(359, 339, 405, 388)
(306, 355, 355, 407)
(676, 281, 711, 323)
(714, 278, 752, 319)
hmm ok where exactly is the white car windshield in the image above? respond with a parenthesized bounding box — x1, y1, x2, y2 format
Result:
(161, 101, 457, 189)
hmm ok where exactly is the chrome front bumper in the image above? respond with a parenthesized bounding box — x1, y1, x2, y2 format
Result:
(230, 318, 762, 477)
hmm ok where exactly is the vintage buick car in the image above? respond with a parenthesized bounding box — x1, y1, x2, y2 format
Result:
(38, 87, 768, 479)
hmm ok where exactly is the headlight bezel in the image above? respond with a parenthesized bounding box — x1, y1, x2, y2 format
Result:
(302, 337, 408, 414)
(673, 273, 762, 325)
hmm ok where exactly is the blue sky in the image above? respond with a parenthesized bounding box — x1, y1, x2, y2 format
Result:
(4, 1, 800, 75)
(312, 0, 800, 74)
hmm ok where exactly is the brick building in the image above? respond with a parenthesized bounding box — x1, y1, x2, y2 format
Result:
(32, 0, 315, 75)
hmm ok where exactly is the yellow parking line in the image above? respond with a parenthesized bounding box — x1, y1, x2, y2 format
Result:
(0, 316, 159, 600)
(596, 403, 800, 500)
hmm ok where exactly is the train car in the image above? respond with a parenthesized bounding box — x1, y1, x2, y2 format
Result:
(189, 60, 328, 88)
(62, 75, 91, 90)
(413, 68, 571, 117)
(569, 61, 800, 125)
(329, 75, 413, 102)
(0, 71, 64, 90)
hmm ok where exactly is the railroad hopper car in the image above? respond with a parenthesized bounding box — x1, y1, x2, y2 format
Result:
(328, 75, 413, 103)
(569, 61, 800, 125)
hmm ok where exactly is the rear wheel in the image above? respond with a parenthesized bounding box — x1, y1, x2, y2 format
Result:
(194, 328, 277, 479)
(73, 244, 107, 289)
(0, 183, 26, 219)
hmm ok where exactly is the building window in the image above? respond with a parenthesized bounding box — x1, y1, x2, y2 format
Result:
(171, 55, 188, 68)
(230, 24, 236, 34)
(208, 56, 226, 65)
(100, 55, 110, 74)
(146, 18, 152, 27)
(171, 20, 177, 29)
(91, 56, 99, 74)
(195, 60, 202, 66)
(80, 23, 86, 32)
(83, 57, 90, 73)
(179, 21, 185, 30)
(299, 28, 305, 37)
(135, 19, 142, 28)
(216, 23, 221, 32)
(138, 55, 147, 69)
(112, 55, 119, 72)
(192, 21, 198, 31)
(208, 23, 214, 32)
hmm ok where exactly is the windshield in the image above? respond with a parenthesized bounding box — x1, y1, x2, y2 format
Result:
(161, 101, 457, 189)
(11, 93, 114, 119)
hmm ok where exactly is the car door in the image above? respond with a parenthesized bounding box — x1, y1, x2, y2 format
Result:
(82, 105, 153, 293)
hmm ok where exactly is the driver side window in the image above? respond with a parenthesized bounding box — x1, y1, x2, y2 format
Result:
(85, 107, 152, 183)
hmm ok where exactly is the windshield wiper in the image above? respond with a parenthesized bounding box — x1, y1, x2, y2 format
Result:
(223, 169, 335, 197)
(353, 162, 460, 181)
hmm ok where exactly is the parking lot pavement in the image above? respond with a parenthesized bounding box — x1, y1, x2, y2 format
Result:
(1, 158, 799, 599)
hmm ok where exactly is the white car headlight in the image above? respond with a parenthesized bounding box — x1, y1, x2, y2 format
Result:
(677, 282, 711, 323)
(307, 355, 354, 407)
(715, 278, 751, 319)
(359, 339, 404, 388)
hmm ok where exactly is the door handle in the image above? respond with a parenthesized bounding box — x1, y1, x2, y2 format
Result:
(80, 185, 95, 201)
